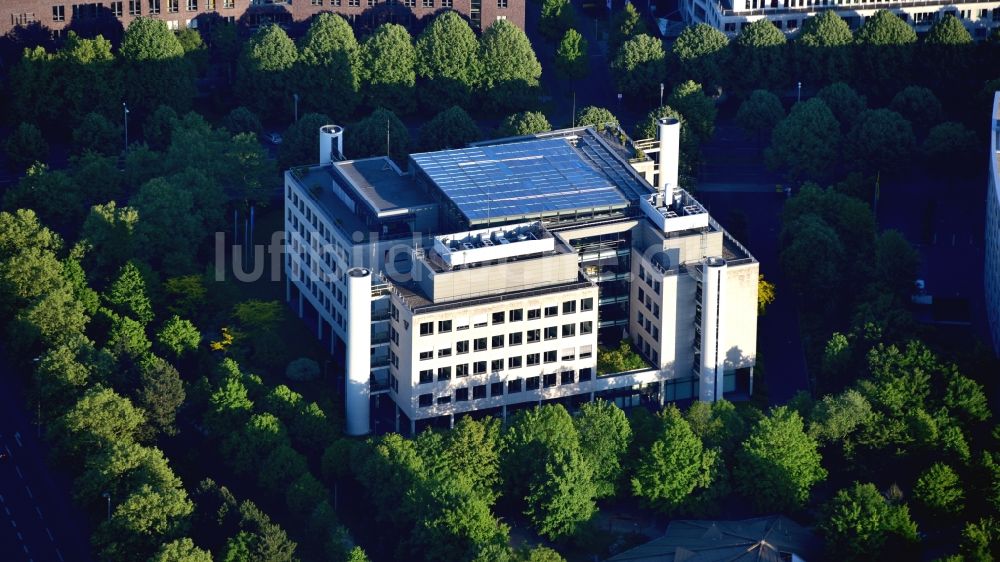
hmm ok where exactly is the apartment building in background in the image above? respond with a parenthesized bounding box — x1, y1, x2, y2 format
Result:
(1, 0, 523, 37)
(986, 91, 1000, 354)
(284, 120, 759, 436)
(683, 0, 1000, 37)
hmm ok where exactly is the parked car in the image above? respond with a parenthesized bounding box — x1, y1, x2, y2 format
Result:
(265, 132, 283, 145)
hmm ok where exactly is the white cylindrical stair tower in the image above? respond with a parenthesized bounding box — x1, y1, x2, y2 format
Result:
(345, 267, 372, 435)
(319, 125, 344, 166)
(699, 257, 727, 402)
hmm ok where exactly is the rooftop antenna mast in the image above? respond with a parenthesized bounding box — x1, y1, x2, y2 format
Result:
(382, 117, 391, 171)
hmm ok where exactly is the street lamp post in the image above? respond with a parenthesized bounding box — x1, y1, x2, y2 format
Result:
(32, 356, 41, 437)
(797, 81, 802, 103)
(101, 492, 111, 523)
(293, 93, 299, 123)
(123, 102, 129, 153)
(659, 83, 664, 107)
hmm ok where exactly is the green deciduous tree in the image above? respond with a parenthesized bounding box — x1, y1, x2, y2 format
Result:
(923, 122, 978, 170)
(845, 109, 916, 174)
(94, 482, 194, 561)
(5, 122, 48, 172)
(667, 80, 716, 142)
(736, 89, 784, 142)
(259, 444, 308, 492)
(889, 86, 942, 133)
(73, 112, 122, 156)
(297, 13, 360, 121)
(222, 107, 262, 136)
(735, 406, 826, 511)
(575, 400, 631, 497)
(236, 24, 298, 120)
(80, 202, 139, 282)
(8, 47, 61, 130)
(673, 23, 728, 91)
(54, 387, 146, 461)
(420, 106, 480, 151)
(819, 482, 919, 561)
(808, 389, 873, 443)
(3, 164, 83, 232)
(766, 98, 841, 181)
(360, 24, 416, 114)
(729, 18, 787, 95)
(609, 3, 646, 56)
(346, 108, 409, 163)
(144, 105, 180, 151)
(914, 462, 964, 516)
(795, 11, 853, 84)
(853, 10, 917, 100)
(479, 20, 542, 113)
(149, 538, 213, 562)
(540, 0, 575, 41)
(58, 33, 120, 125)
(524, 447, 596, 539)
(575, 106, 619, 129)
(157, 316, 200, 358)
(920, 13, 973, 96)
(204, 370, 253, 437)
(633, 405, 717, 512)
(597, 339, 647, 374)
(277, 112, 332, 170)
(121, 17, 195, 116)
(611, 34, 666, 102)
(497, 111, 551, 137)
(554, 29, 588, 83)
(415, 11, 481, 111)
(815, 82, 867, 130)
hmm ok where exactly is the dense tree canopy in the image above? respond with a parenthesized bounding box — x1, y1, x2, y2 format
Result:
(575, 106, 619, 129)
(729, 19, 787, 95)
(815, 82, 867, 130)
(611, 34, 666, 102)
(853, 10, 917, 99)
(609, 3, 646, 56)
(845, 109, 916, 174)
(819, 482, 919, 560)
(766, 98, 841, 181)
(121, 17, 195, 116)
(672, 23, 728, 91)
(236, 24, 298, 121)
(795, 11, 853, 84)
(497, 111, 551, 137)
(889, 86, 942, 133)
(360, 24, 416, 114)
(420, 106, 480, 151)
(632, 406, 717, 512)
(576, 400, 631, 497)
(555, 29, 588, 83)
(414, 11, 481, 111)
(736, 89, 784, 142)
(540, 0, 575, 41)
(297, 13, 361, 121)
(346, 108, 410, 163)
(479, 20, 542, 112)
(667, 80, 716, 142)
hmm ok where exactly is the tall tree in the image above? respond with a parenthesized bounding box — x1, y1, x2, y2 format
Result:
(420, 106, 480, 151)
(920, 13, 973, 97)
(853, 10, 917, 100)
(888, 86, 942, 134)
(736, 89, 784, 143)
(277, 112, 332, 170)
(120, 17, 195, 116)
(819, 482, 919, 561)
(415, 11, 481, 111)
(554, 29, 588, 83)
(360, 24, 416, 115)
(156, 316, 201, 359)
(672, 23, 729, 91)
(105, 261, 154, 324)
(72, 112, 122, 156)
(53, 387, 146, 461)
(148, 538, 213, 562)
(3, 164, 82, 232)
(57, 32, 120, 124)
(845, 109, 916, 174)
(479, 20, 542, 113)
(575, 106, 619, 129)
(8, 47, 62, 130)
(297, 13, 360, 121)
(236, 24, 298, 121)
(795, 11, 853, 84)
(345, 108, 410, 163)
(913, 463, 964, 516)
(609, 3, 646, 56)
(137, 355, 186, 436)
(815, 82, 866, 130)
(4, 122, 48, 172)
(611, 34, 666, 103)
(523, 446, 596, 540)
(633, 405, 717, 512)
(735, 406, 827, 511)
(922, 122, 978, 171)
(766, 98, 841, 181)
(575, 400, 631, 497)
(539, 0, 575, 41)
(667, 80, 716, 142)
(729, 19, 787, 95)
(496, 111, 551, 137)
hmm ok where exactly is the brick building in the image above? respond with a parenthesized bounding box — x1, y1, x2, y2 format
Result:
(1, 0, 522, 38)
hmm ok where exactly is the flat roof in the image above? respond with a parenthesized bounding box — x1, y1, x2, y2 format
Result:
(331, 157, 433, 217)
(411, 137, 630, 224)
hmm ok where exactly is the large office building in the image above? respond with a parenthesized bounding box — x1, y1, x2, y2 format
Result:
(987, 91, 1000, 354)
(1, 0, 523, 37)
(284, 120, 758, 436)
(683, 0, 1000, 37)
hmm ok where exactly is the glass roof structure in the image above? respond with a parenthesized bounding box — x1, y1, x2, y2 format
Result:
(411, 138, 630, 224)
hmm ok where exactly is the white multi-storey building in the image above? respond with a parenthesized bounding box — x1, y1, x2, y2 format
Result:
(683, 0, 1000, 36)
(986, 92, 1000, 354)
(284, 120, 759, 435)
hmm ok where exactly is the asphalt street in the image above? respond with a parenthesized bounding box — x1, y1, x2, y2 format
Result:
(0, 351, 93, 562)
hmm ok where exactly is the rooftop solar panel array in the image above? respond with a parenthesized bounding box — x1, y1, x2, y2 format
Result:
(411, 138, 629, 223)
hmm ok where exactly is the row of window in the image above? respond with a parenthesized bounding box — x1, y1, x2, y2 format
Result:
(418, 322, 593, 360)
(417, 346, 593, 383)
(637, 264, 662, 295)
(636, 287, 661, 319)
(52, 0, 234, 20)
(304, 0, 515, 7)
(417, 368, 595, 407)
(418, 298, 594, 336)
(636, 312, 660, 340)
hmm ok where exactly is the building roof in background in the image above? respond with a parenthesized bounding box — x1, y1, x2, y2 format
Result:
(331, 157, 433, 217)
(606, 516, 820, 562)
(411, 137, 630, 225)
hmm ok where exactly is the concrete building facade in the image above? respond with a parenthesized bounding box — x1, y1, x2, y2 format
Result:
(683, 0, 1000, 37)
(1, 0, 522, 36)
(987, 91, 1000, 354)
(284, 120, 759, 435)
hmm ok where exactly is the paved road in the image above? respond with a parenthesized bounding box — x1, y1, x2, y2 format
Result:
(0, 351, 93, 562)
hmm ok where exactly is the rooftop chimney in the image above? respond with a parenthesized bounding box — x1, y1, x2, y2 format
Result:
(657, 118, 680, 204)
(319, 125, 344, 166)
